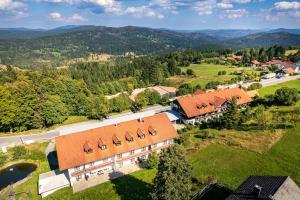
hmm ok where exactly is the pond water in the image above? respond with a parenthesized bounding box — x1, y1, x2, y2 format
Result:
(0, 163, 37, 190)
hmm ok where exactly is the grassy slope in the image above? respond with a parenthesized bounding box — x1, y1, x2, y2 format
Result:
(189, 124, 300, 189)
(179, 63, 258, 87)
(258, 79, 300, 97)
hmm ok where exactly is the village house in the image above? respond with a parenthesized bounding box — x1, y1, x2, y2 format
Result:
(226, 176, 300, 200)
(172, 88, 252, 125)
(129, 85, 177, 101)
(55, 113, 177, 189)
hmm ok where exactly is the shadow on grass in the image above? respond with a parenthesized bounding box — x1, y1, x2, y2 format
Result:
(109, 172, 152, 200)
(192, 184, 232, 200)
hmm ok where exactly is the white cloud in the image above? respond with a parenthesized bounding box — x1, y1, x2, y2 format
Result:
(223, 0, 251, 3)
(274, 1, 300, 10)
(222, 9, 248, 19)
(192, 0, 216, 15)
(0, 0, 26, 11)
(217, 3, 233, 9)
(49, 12, 87, 22)
(42, 0, 121, 14)
(125, 6, 164, 19)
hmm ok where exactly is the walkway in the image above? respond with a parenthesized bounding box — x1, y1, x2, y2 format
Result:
(72, 164, 141, 193)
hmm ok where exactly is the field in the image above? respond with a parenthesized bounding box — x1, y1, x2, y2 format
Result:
(258, 79, 300, 97)
(171, 63, 259, 87)
(285, 49, 299, 56)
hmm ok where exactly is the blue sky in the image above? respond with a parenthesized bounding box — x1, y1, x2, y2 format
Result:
(0, 0, 300, 29)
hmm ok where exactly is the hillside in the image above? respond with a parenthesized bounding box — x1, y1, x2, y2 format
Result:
(0, 26, 300, 68)
(224, 32, 300, 48)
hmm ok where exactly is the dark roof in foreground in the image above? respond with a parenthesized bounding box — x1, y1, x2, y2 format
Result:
(226, 176, 300, 200)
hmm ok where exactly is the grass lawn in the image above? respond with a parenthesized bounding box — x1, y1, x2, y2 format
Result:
(7, 105, 300, 199)
(258, 79, 300, 97)
(177, 63, 258, 87)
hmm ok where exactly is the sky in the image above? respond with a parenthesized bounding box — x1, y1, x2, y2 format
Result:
(0, 0, 300, 29)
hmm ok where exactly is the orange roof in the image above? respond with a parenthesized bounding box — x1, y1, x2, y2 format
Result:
(177, 88, 252, 118)
(283, 67, 295, 74)
(251, 60, 260, 65)
(56, 113, 177, 170)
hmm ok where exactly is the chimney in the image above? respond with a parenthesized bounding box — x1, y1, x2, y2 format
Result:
(253, 184, 262, 197)
(139, 117, 144, 123)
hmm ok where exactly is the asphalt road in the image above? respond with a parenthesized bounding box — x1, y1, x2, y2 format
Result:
(242, 75, 300, 88)
(0, 105, 170, 148)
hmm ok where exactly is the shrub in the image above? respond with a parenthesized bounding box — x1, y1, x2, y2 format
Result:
(12, 146, 27, 160)
(0, 153, 7, 167)
(274, 87, 298, 106)
(146, 153, 159, 169)
(247, 83, 262, 91)
(186, 69, 196, 76)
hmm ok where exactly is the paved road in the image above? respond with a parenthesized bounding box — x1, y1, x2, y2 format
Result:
(242, 75, 300, 88)
(0, 105, 170, 148)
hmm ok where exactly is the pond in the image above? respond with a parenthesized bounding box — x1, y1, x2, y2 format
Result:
(0, 163, 37, 190)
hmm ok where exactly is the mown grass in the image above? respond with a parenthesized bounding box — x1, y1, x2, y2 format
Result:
(8, 105, 300, 199)
(258, 79, 300, 97)
(178, 63, 258, 87)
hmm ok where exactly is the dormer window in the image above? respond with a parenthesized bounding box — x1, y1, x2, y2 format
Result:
(125, 131, 134, 142)
(113, 135, 121, 146)
(148, 126, 157, 136)
(98, 138, 107, 150)
(83, 142, 93, 154)
(137, 128, 145, 139)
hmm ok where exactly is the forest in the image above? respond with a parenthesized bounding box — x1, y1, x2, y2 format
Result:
(0, 45, 299, 132)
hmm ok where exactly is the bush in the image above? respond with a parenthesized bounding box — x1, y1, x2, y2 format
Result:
(186, 69, 196, 76)
(0, 153, 7, 167)
(12, 146, 28, 160)
(274, 87, 298, 106)
(247, 83, 262, 91)
(218, 71, 227, 76)
(146, 153, 159, 169)
(30, 149, 46, 161)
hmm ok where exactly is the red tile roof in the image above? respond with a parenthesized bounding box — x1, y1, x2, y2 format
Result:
(177, 88, 252, 118)
(56, 113, 177, 171)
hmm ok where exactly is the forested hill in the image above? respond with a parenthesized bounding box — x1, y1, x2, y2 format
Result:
(0, 26, 217, 68)
(223, 32, 300, 48)
(1, 26, 300, 68)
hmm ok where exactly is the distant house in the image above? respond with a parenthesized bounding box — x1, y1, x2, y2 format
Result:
(276, 67, 295, 78)
(226, 176, 300, 200)
(129, 86, 177, 101)
(266, 60, 293, 69)
(251, 60, 261, 67)
(172, 88, 252, 125)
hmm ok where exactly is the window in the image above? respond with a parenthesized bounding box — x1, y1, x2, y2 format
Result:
(117, 154, 122, 159)
(113, 135, 122, 146)
(90, 162, 94, 166)
(130, 158, 135, 163)
(125, 131, 134, 142)
(137, 128, 145, 139)
(152, 143, 157, 148)
(76, 175, 82, 181)
(103, 158, 108, 163)
(100, 144, 107, 150)
(130, 150, 134, 155)
(83, 142, 93, 154)
(142, 147, 147, 152)
(163, 140, 167, 145)
(75, 166, 80, 171)
(119, 162, 123, 167)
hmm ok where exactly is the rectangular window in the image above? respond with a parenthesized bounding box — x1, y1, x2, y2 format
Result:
(130, 150, 134, 155)
(75, 166, 80, 171)
(163, 140, 167, 145)
(153, 143, 157, 148)
(117, 154, 122, 159)
(130, 158, 135, 163)
(142, 147, 147, 152)
(90, 162, 94, 167)
(103, 158, 108, 163)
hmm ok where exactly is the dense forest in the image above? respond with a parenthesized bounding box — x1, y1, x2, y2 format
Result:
(1, 26, 300, 68)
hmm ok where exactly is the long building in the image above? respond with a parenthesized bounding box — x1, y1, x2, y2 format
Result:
(172, 88, 253, 125)
(55, 113, 177, 187)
